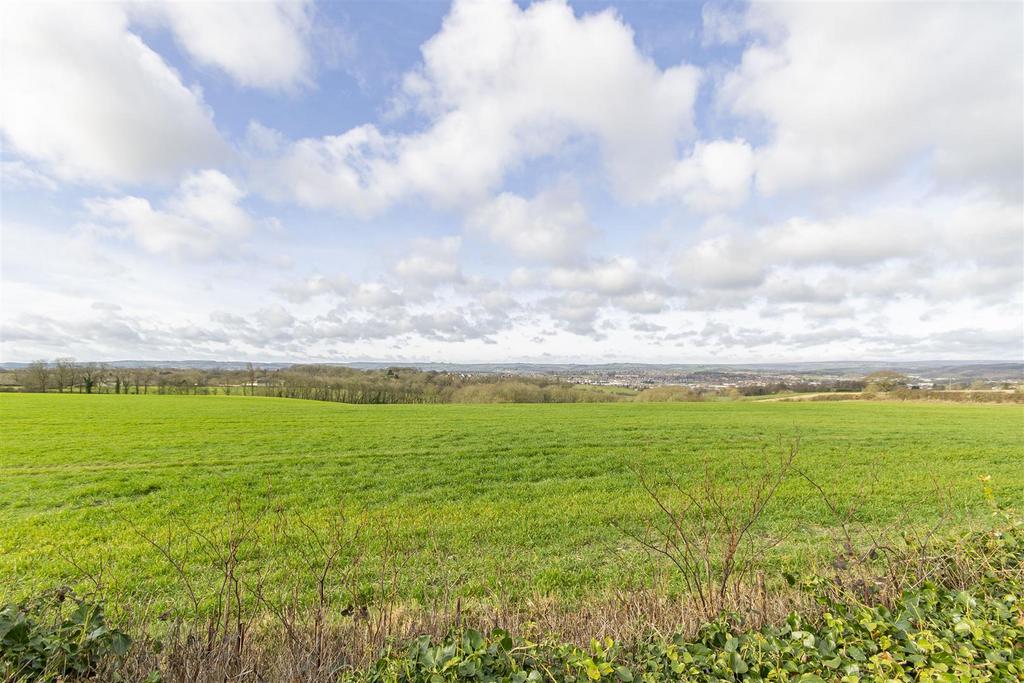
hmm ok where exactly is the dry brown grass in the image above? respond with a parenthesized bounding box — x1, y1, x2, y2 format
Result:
(101, 578, 819, 683)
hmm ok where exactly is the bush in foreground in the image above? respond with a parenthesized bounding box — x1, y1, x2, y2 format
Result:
(360, 575, 1021, 682)
(359, 528, 1023, 682)
(3, 526, 1021, 682)
(0, 590, 130, 682)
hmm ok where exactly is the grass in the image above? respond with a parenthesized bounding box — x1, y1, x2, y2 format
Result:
(1, 393, 1021, 611)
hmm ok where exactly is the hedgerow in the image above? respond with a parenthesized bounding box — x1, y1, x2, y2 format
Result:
(355, 529, 1023, 683)
(353, 586, 1021, 682)
(2, 529, 1021, 681)
(353, 588, 1021, 682)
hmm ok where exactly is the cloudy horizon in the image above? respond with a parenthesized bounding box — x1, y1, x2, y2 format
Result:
(2, 0, 1022, 364)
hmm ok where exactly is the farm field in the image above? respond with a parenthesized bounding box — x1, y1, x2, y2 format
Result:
(1, 393, 1021, 611)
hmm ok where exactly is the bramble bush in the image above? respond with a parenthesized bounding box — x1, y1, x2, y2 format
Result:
(354, 581, 1022, 682)
(0, 588, 132, 682)
(354, 526, 1023, 682)
(3, 509, 1021, 681)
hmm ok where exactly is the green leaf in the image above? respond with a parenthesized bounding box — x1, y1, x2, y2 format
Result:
(729, 652, 748, 674)
(110, 631, 132, 657)
(463, 628, 484, 651)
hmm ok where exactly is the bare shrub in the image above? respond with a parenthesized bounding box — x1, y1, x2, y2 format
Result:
(618, 438, 799, 624)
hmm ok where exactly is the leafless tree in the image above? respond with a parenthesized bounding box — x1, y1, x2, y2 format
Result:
(246, 362, 257, 396)
(20, 359, 50, 392)
(53, 357, 76, 393)
(129, 368, 147, 394)
(111, 368, 128, 394)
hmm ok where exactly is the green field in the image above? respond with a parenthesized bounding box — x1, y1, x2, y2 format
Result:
(1, 394, 1021, 610)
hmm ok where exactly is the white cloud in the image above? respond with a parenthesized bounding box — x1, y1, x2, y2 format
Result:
(135, 1, 313, 91)
(676, 235, 767, 291)
(0, 2, 224, 186)
(548, 257, 646, 297)
(674, 194, 1024, 312)
(348, 283, 405, 310)
(274, 274, 353, 304)
(541, 291, 605, 337)
(252, 0, 701, 213)
(1, 161, 58, 191)
(394, 236, 463, 286)
(701, 3, 744, 46)
(467, 189, 595, 264)
(720, 1, 1023, 195)
(86, 170, 255, 256)
(2, 0, 1020, 362)
(507, 257, 672, 333)
(615, 292, 667, 314)
(657, 139, 754, 211)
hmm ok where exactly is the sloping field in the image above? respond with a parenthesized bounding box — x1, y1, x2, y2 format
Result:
(1, 394, 1021, 607)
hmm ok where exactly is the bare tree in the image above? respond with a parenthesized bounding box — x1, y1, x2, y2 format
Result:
(130, 367, 155, 394)
(246, 362, 257, 396)
(20, 359, 50, 392)
(53, 357, 76, 393)
(111, 368, 131, 394)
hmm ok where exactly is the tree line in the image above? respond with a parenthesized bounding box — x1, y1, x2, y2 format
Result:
(12, 359, 182, 395)
(7, 360, 626, 404)
(10, 361, 1011, 404)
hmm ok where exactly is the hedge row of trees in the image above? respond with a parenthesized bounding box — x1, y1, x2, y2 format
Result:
(9, 361, 626, 403)
(12, 359, 203, 395)
(253, 365, 624, 404)
(12, 361, 1014, 403)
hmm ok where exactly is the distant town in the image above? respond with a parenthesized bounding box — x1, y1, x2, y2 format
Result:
(552, 364, 1022, 392)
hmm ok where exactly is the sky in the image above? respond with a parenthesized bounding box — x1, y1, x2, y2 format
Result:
(1, 0, 1022, 364)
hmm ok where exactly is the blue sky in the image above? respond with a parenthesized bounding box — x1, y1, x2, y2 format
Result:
(1, 0, 1022, 363)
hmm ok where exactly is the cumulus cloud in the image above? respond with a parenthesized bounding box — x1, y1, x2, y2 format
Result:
(86, 170, 256, 257)
(394, 236, 463, 286)
(676, 235, 767, 291)
(2, 0, 1020, 362)
(348, 283, 407, 310)
(541, 292, 605, 337)
(467, 188, 595, 264)
(548, 257, 646, 297)
(275, 275, 354, 304)
(0, 2, 225, 186)
(720, 1, 1023, 195)
(500, 257, 673, 336)
(614, 292, 668, 315)
(135, 1, 314, 90)
(251, 0, 702, 213)
(657, 139, 754, 211)
(674, 194, 1024, 313)
(298, 298, 513, 345)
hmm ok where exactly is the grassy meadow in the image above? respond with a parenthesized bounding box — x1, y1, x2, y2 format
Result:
(1, 393, 1021, 611)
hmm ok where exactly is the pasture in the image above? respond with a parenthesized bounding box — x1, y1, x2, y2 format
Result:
(1, 393, 1021, 610)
